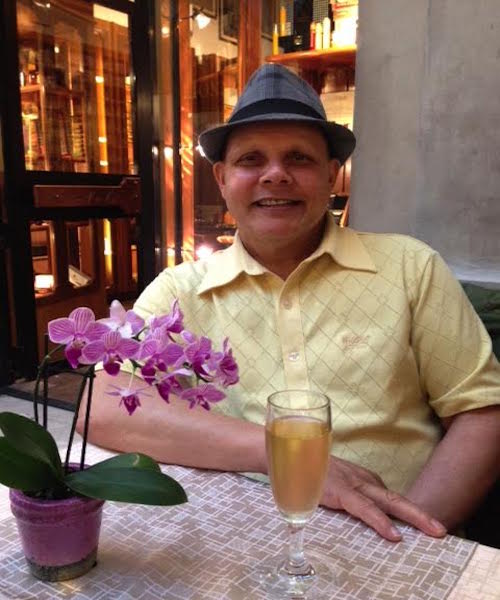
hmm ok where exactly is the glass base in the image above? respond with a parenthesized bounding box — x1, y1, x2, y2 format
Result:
(255, 559, 317, 598)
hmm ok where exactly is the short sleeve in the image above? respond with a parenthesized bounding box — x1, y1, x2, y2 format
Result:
(411, 251, 500, 417)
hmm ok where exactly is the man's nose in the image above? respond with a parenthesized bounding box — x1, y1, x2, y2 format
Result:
(259, 161, 292, 185)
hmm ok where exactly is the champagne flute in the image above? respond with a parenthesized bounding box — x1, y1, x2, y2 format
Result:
(263, 389, 332, 597)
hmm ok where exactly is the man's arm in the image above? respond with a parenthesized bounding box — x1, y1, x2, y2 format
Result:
(405, 405, 500, 529)
(77, 371, 267, 473)
(78, 371, 446, 542)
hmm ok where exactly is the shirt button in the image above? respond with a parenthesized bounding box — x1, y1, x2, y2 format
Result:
(288, 351, 299, 362)
(282, 298, 292, 310)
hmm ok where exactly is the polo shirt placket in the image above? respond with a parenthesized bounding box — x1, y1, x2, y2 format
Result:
(273, 274, 309, 391)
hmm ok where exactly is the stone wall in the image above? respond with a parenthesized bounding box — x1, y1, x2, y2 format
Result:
(350, 0, 500, 285)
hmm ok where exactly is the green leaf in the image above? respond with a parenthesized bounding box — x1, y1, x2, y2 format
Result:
(85, 453, 161, 473)
(65, 467, 188, 506)
(0, 412, 63, 477)
(0, 438, 65, 492)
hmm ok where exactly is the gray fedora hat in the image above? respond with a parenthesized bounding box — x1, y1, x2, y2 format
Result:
(198, 63, 356, 165)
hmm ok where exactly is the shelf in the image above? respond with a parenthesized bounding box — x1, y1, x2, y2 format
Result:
(265, 46, 356, 71)
(21, 84, 83, 97)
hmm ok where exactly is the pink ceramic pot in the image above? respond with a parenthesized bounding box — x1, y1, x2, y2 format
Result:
(9, 482, 104, 582)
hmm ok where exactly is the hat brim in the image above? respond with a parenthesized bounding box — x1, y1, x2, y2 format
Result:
(199, 114, 356, 165)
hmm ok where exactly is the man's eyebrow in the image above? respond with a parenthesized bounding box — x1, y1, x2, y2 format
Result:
(286, 147, 311, 153)
(228, 147, 261, 158)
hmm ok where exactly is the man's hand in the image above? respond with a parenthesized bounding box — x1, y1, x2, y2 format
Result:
(321, 457, 447, 541)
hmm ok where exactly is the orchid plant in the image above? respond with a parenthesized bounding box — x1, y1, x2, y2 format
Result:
(48, 299, 238, 415)
(0, 300, 238, 506)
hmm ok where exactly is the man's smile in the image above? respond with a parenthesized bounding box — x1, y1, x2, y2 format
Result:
(254, 198, 302, 207)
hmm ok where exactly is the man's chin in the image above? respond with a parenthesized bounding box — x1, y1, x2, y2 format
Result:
(252, 226, 302, 241)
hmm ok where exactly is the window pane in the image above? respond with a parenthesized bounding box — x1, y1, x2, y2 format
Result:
(17, 0, 135, 174)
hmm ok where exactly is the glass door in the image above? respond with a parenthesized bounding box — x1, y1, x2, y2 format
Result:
(1, 0, 158, 376)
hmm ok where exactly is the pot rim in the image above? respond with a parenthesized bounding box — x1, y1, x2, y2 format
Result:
(9, 463, 104, 518)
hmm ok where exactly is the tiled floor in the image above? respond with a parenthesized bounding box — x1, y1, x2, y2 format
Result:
(4, 371, 82, 411)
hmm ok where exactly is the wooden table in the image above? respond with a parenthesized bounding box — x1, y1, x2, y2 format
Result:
(0, 395, 499, 599)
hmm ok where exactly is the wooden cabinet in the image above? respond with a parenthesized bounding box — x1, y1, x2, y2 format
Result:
(265, 46, 356, 90)
(17, 0, 134, 175)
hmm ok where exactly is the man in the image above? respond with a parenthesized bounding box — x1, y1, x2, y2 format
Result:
(82, 64, 500, 542)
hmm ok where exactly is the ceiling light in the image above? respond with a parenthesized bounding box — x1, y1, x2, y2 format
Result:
(194, 12, 211, 30)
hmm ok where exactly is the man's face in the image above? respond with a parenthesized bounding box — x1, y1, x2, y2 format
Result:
(213, 122, 340, 251)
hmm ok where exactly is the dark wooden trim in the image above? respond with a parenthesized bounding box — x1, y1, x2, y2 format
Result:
(33, 177, 141, 214)
(1, 0, 38, 378)
(171, 0, 184, 265)
(131, 0, 162, 287)
(238, 0, 262, 88)
(0, 224, 13, 384)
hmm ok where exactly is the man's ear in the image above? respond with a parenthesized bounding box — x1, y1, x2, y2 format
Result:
(328, 159, 341, 188)
(213, 162, 226, 195)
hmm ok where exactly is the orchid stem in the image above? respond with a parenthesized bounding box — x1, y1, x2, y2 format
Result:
(127, 367, 136, 390)
(65, 365, 92, 472)
(42, 359, 49, 429)
(80, 365, 96, 470)
(32, 340, 66, 425)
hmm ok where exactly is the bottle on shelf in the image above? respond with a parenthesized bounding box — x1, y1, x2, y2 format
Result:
(322, 16, 331, 49)
(273, 24, 279, 55)
(315, 21, 323, 50)
(309, 22, 316, 49)
(329, 0, 335, 33)
(27, 49, 39, 85)
(280, 4, 287, 36)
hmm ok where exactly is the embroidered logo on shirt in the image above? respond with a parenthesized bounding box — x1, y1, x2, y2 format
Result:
(341, 334, 371, 354)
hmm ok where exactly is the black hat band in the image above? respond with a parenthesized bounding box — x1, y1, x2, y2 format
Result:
(228, 99, 325, 124)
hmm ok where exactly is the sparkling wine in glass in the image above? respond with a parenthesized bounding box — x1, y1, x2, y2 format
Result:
(263, 389, 332, 596)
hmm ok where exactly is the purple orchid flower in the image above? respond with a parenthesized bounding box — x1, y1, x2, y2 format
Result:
(80, 330, 140, 375)
(209, 338, 239, 387)
(156, 369, 191, 403)
(106, 384, 152, 416)
(48, 307, 110, 368)
(98, 300, 144, 338)
(137, 328, 186, 384)
(181, 383, 225, 410)
(183, 333, 213, 379)
(149, 299, 184, 335)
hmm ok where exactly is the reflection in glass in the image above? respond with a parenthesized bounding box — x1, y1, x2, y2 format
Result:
(31, 222, 54, 295)
(102, 217, 138, 298)
(17, 0, 135, 174)
(190, 4, 239, 261)
(67, 221, 95, 288)
(31, 218, 137, 300)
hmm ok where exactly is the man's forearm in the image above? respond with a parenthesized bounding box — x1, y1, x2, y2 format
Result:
(77, 372, 268, 474)
(81, 373, 448, 541)
(405, 405, 500, 529)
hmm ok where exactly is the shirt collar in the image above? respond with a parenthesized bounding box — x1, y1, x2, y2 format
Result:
(306, 212, 378, 272)
(197, 212, 377, 295)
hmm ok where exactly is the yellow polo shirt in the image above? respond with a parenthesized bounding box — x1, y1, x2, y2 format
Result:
(134, 213, 500, 493)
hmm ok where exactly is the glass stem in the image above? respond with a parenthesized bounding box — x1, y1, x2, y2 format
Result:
(285, 523, 308, 575)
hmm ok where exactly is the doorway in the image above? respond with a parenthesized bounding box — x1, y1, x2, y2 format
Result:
(0, 0, 159, 394)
